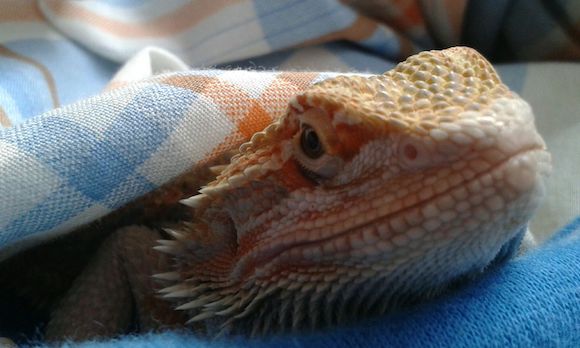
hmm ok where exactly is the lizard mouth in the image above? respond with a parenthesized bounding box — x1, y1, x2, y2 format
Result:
(241, 146, 550, 277)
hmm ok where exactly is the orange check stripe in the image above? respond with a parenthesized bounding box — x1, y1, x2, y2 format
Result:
(159, 72, 321, 163)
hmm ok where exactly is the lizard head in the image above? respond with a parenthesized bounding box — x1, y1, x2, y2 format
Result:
(160, 47, 551, 335)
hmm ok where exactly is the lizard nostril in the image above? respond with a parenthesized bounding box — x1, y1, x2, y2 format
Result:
(404, 144, 418, 161)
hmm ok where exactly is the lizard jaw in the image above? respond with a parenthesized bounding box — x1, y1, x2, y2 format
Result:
(162, 126, 551, 337)
(163, 122, 551, 337)
(168, 145, 549, 337)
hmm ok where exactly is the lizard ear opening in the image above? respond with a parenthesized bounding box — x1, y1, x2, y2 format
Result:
(292, 107, 343, 182)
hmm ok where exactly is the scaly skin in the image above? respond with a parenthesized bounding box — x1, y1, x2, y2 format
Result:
(45, 47, 551, 340)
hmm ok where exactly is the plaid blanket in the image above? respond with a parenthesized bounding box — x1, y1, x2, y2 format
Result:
(1, 0, 579, 346)
(0, 64, 350, 259)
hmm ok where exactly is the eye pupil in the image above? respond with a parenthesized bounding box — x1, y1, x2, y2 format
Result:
(300, 125, 324, 159)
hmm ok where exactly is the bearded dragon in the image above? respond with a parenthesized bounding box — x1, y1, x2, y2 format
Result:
(40, 47, 551, 341)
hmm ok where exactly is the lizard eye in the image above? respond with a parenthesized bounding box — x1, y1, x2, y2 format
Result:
(292, 108, 343, 182)
(300, 125, 324, 159)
